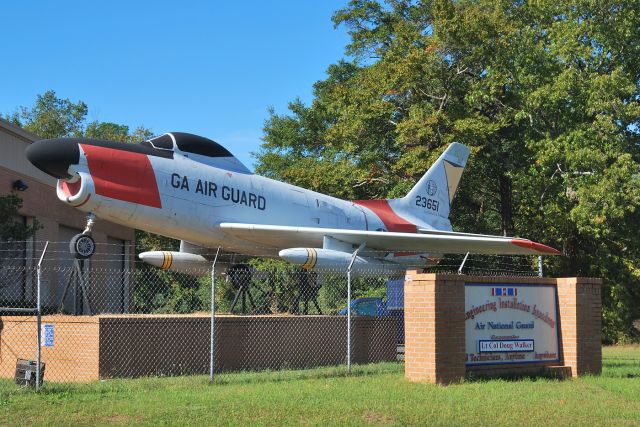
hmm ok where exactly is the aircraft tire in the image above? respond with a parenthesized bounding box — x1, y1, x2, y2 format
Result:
(70, 233, 96, 260)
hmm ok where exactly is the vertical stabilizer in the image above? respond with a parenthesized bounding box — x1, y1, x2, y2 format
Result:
(396, 142, 470, 222)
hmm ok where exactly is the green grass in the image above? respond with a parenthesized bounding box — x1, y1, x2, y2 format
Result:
(1, 346, 639, 426)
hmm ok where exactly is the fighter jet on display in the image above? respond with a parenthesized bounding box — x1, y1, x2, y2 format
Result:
(26, 132, 560, 275)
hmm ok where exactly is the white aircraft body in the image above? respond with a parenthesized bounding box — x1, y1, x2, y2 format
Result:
(26, 132, 559, 275)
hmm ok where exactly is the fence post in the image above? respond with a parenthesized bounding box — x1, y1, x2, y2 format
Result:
(209, 247, 220, 383)
(36, 241, 49, 391)
(346, 243, 365, 373)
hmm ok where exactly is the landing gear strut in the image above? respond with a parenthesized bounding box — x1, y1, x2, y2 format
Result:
(69, 214, 96, 260)
(290, 269, 322, 315)
(228, 264, 256, 314)
(62, 214, 97, 315)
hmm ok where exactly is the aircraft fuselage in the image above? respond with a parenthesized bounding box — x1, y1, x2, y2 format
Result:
(26, 132, 559, 273)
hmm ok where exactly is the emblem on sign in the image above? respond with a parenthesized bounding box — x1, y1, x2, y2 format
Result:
(426, 180, 437, 196)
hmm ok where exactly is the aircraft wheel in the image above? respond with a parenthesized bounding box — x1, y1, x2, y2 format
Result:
(70, 233, 96, 259)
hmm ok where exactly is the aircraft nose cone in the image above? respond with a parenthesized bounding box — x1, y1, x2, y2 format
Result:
(26, 138, 80, 179)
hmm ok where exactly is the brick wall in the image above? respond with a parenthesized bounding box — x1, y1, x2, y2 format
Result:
(0, 314, 397, 382)
(404, 273, 466, 384)
(557, 277, 602, 376)
(100, 315, 396, 378)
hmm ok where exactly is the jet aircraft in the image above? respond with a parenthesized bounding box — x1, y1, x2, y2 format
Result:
(26, 132, 560, 275)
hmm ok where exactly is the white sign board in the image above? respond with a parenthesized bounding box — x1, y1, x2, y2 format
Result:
(465, 283, 559, 365)
(42, 324, 54, 347)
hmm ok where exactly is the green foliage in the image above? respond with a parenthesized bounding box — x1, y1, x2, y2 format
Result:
(4, 90, 88, 138)
(0, 194, 40, 241)
(132, 231, 201, 314)
(256, 0, 640, 342)
(245, 258, 300, 313)
(134, 229, 180, 253)
(85, 121, 154, 143)
(132, 263, 211, 314)
(5, 89, 153, 142)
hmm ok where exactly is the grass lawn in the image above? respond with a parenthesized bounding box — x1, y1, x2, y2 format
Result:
(0, 346, 638, 426)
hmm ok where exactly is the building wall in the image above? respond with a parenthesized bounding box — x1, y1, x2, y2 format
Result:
(0, 119, 136, 313)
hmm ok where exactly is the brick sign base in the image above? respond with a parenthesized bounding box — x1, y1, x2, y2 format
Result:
(404, 273, 601, 384)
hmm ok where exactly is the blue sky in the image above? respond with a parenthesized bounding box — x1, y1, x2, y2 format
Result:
(0, 1, 351, 169)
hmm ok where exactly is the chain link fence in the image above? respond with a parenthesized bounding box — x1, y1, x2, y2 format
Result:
(0, 240, 541, 385)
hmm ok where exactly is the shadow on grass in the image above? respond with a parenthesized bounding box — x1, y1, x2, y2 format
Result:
(603, 359, 640, 367)
(211, 362, 404, 386)
(0, 363, 405, 397)
(464, 371, 567, 383)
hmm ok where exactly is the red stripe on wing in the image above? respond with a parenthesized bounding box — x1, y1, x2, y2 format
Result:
(82, 144, 162, 208)
(511, 238, 561, 255)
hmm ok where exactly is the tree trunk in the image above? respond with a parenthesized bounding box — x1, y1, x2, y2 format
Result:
(499, 173, 514, 237)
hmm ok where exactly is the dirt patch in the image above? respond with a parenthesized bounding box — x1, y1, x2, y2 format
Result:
(97, 414, 145, 425)
(362, 410, 396, 425)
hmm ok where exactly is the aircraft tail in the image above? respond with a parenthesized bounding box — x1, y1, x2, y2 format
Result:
(396, 142, 470, 222)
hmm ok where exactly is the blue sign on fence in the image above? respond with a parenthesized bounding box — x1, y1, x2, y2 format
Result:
(42, 324, 54, 347)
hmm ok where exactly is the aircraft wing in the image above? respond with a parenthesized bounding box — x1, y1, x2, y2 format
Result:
(217, 223, 560, 256)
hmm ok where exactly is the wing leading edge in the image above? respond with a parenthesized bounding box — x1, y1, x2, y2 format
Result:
(217, 223, 560, 256)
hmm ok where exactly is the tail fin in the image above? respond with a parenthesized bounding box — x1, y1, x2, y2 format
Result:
(396, 142, 470, 222)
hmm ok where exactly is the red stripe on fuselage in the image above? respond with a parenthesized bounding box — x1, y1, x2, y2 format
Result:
(353, 200, 417, 233)
(81, 144, 162, 208)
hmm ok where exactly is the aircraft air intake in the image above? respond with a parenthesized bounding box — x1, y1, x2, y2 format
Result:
(56, 172, 94, 208)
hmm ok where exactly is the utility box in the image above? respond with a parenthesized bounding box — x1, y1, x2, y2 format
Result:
(15, 359, 45, 387)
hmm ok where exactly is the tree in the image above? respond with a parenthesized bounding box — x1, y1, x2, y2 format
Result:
(85, 121, 153, 143)
(5, 90, 88, 139)
(256, 0, 640, 342)
(5, 90, 153, 143)
(0, 194, 39, 241)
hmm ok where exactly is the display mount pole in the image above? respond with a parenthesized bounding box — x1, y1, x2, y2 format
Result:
(209, 247, 220, 383)
(538, 256, 543, 277)
(458, 252, 469, 275)
(36, 241, 49, 391)
(346, 243, 365, 373)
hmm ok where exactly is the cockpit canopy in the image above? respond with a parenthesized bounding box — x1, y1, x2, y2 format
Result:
(141, 132, 250, 174)
(143, 132, 233, 158)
